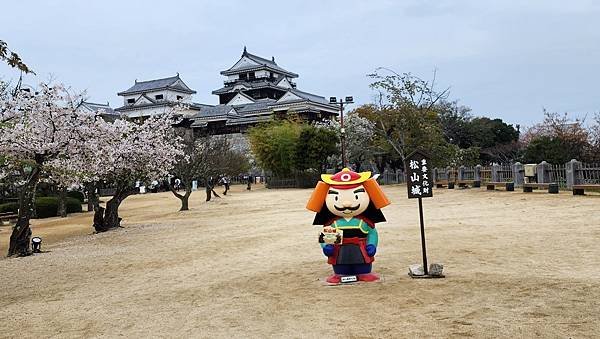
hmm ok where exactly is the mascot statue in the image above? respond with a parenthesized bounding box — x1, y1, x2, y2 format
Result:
(306, 168, 391, 284)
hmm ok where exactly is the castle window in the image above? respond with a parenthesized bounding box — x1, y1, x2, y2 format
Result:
(155, 94, 164, 100)
(177, 95, 183, 100)
(249, 72, 256, 80)
(127, 98, 135, 104)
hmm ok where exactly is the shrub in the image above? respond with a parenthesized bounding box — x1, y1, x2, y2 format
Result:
(67, 190, 85, 203)
(0, 202, 18, 213)
(35, 197, 59, 218)
(34, 197, 83, 218)
(65, 197, 83, 213)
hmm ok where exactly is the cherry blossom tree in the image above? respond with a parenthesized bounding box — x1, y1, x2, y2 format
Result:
(80, 113, 183, 231)
(0, 83, 97, 256)
(324, 111, 377, 171)
(1, 80, 184, 254)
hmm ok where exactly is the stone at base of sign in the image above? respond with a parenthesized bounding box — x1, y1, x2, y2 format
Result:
(408, 263, 445, 279)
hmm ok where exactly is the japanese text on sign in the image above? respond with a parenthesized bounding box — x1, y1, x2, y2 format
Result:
(405, 151, 433, 199)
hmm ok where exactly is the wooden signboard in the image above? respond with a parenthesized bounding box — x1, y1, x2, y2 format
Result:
(406, 150, 433, 199)
(405, 150, 442, 278)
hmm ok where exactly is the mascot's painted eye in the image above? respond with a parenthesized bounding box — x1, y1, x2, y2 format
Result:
(355, 194, 359, 200)
(334, 196, 338, 201)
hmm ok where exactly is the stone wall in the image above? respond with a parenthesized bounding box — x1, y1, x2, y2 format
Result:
(223, 132, 250, 154)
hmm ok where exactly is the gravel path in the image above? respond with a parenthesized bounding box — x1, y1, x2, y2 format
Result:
(1, 185, 599, 338)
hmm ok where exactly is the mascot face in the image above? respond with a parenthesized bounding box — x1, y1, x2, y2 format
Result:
(325, 185, 370, 218)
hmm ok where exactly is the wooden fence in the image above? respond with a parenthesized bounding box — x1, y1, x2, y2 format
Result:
(576, 163, 600, 184)
(547, 163, 568, 188)
(433, 159, 600, 192)
(379, 170, 405, 185)
(480, 166, 492, 183)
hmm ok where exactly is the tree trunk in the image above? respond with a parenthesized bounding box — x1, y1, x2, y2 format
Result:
(102, 197, 121, 231)
(92, 206, 105, 233)
(170, 182, 192, 211)
(85, 182, 99, 212)
(8, 166, 41, 257)
(95, 187, 137, 232)
(58, 187, 67, 218)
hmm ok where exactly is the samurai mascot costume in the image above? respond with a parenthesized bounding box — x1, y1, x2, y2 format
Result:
(306, 168, 391, 284)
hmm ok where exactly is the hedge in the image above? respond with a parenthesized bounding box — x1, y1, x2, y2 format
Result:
(0, 197, 83, 218)
(66, 190, 85, 203)
(0, 202, 18, 214)
(35, 197, 83, 219)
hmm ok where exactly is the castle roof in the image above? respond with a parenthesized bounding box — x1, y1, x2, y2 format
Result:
(220, 47, 298, 78)
(117, 74, 196, 96)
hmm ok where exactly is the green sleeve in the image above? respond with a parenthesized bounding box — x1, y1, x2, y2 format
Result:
(367, 227, 378, 247)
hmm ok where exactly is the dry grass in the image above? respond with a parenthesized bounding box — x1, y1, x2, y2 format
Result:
(1, 184, 599, 338)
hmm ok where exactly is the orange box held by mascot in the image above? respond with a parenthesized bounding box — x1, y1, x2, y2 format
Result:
(306, 168, 391, 284)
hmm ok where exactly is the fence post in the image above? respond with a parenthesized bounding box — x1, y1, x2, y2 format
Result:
(474, 165, 481, 181)
(382, 169, 389, 185)
(512, 162, 524, 187)
(458, 166, 465, 181)
(446, 166, 455, 189)
(566, 159, 581, 189)
(491, 164, 500, 182)
(537, 161, 550, 183)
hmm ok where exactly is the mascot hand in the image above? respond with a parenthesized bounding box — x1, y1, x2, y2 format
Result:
(366, 244, 377, 256)
(322, 244, 335, 257)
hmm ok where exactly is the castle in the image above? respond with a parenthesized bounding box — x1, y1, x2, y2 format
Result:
(107, 47, 339, 138)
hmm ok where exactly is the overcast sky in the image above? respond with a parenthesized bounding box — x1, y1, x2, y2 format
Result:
(1, 0, 599, 126)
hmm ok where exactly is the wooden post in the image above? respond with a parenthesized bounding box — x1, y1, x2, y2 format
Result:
(418, 197, 428, 275)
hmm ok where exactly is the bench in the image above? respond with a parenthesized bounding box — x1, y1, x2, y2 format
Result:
(457, 180, 481, 188)
(486, 182, 515, 191)
(523, 182, 559, 194)
(435, 180, 455, 189)
(573, 184, 600, 195)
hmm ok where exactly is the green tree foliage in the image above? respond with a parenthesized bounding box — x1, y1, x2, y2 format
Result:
(0, 40, 34, 74)
(248, 120, 339, 175)
(468, 117, 520, 163)
(521, 136, 568, 164)
(249, 120, 300, 176)
(468, 117, 519, 149)
(437, 100, 473, 148)
(437, 100, 520, 163)
(295, 125, 339, 171)
(521, 111, 590, 164)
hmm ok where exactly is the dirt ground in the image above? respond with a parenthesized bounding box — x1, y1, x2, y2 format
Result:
(1, 184, 599, 338)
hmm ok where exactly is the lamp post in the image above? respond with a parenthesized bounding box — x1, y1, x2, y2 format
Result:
(329, 96, 354, 168)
